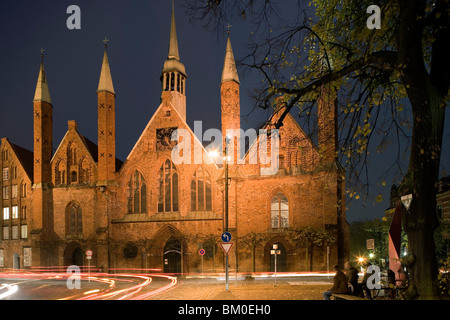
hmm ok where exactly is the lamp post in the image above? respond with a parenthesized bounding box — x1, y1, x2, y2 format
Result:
(224, 135, 230, 291)
(100, 186, 111, 273)
(271, 243, 281, 287)
(208, 136, 231, 291)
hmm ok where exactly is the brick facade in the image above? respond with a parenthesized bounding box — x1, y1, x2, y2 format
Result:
(0, 8, 349, 272)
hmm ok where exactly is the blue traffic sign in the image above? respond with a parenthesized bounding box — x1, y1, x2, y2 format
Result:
(221, 232, 232, 243)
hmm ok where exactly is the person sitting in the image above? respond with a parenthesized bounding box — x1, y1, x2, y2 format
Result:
(345, 261, 360, 296)
(323, 265, 349, 300)
(360, 263, 373, 300)
(388, 269, 396, 299)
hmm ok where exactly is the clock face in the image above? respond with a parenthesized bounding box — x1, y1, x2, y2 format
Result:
(156, 127, 178, 151)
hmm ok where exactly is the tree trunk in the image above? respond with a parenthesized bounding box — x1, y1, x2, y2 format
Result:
(401, 87, 443, 300)
(397, 0, 445, 300)
(252, 245, 256, 273)
(400, 85, 444, 299)
(305, 247, 309, 271)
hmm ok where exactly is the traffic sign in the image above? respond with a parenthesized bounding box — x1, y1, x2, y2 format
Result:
(401, 194, 413, 211)
(366, 239, 375, 250)
(198, 248, 206, 256)
(221, 232, 232, 243)
(86, 250, 93, 257)
(220, 242, 234, 255)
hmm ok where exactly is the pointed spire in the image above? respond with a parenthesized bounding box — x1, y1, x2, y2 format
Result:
(34, 51, 52, 104)
(168, 0, 180, 61)
(97, 44, 115, 94)
(162, 1, 186, 77)
(221, 36, 240, 85)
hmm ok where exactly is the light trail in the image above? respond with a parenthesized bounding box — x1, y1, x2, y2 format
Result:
(0, 283, 19, 299)
(77, 274, 153, 300)
(130, 274, 179, 300)
(0, 268, 179, 300)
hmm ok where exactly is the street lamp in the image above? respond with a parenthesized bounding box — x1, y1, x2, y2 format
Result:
(357, 256, 366, 272)
(271, 243, 281, 287)
(208, 136, 231, 291)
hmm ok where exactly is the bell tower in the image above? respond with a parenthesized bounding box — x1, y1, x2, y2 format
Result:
(97, 40, 116, 186)
(33, 50, 53, 232)
(221, 34, 241, 164)
(160, 1, 187, 121)
(32, 50, 55, 266)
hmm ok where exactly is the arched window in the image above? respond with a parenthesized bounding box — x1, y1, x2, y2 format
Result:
(191, 167, 212, 211)
(79, 158, 91, 184)
(71, 171, 78, 183)
(55, 159, 66, 185)
(289, 136, 301, 168)
(67, 143, 78, 166)
(158, 160, 178, 213)
(170, 72, 175, 91)
(67, 142, 79, 183)
(127, 171, 147, 214)
(271, 193, 289, 228)
(66, 203, 82, 235)
(165, 73, 170, 91)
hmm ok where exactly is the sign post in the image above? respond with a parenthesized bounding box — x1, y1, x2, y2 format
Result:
(86, 250, 93, 282)
(221, 231, 232, 291)
(223, 136, 230, 291)
(220, 241, 234, 289)
(198, 248, 206, 278)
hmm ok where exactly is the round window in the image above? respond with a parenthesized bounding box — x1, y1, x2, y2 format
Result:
(123, 242, 138, 259)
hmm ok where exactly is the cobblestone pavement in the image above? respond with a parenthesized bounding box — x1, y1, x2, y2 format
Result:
(151, 277, 332, 300)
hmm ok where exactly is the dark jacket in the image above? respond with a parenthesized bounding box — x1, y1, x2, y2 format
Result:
(330, 270, 349, 294)
(346, 267, 359, 295)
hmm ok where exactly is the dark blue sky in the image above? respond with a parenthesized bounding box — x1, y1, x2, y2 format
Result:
(1, 1, 449, 223)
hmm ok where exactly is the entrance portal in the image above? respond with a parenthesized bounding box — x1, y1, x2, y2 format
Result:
(163, 237, 181, 274)
(64, 244, 84, 267)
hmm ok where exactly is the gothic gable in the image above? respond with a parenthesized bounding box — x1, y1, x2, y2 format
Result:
(51, 121, 97, 186)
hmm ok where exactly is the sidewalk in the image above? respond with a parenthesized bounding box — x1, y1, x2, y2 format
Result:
(151, 277, 332, 300)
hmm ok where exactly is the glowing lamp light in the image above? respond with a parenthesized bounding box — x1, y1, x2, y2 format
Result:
(208, 150, 219, 158)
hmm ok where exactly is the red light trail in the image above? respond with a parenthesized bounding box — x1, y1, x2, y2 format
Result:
(0, 268, 179, 300)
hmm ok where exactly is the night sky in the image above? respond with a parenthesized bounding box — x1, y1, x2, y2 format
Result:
(1, 1, 449, 223)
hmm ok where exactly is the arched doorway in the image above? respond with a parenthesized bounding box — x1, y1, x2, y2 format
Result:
(64, 243, 84, 267)
(72, 248, 83, 267)
(163, 237, 182, 274)
(270, 242, 287, 272)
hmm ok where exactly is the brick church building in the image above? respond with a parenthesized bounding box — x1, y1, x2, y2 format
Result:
(0, 6, 349, 273)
